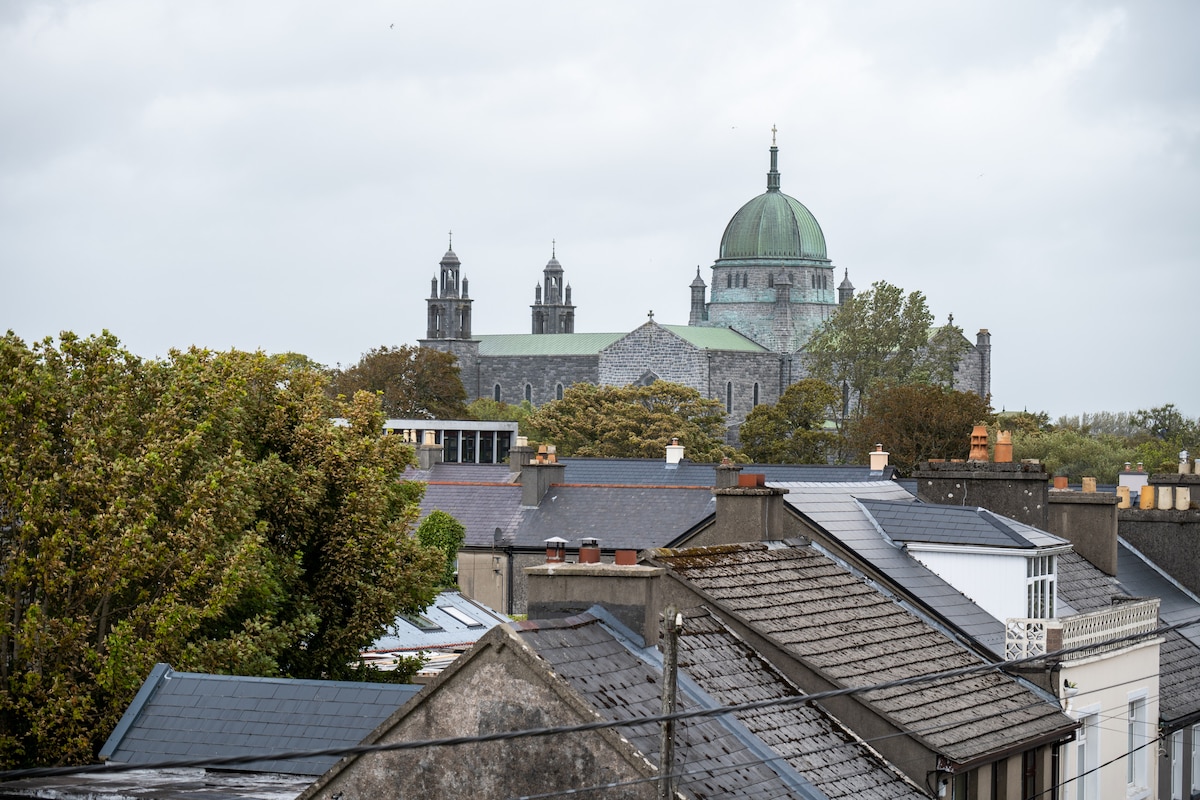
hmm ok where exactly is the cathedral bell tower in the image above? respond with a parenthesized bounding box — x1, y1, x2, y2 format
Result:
(531, 242, 575, 334)
(425, 234, 473, 341)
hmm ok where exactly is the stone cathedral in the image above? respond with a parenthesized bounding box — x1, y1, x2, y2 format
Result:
(419, 141, 991, 439)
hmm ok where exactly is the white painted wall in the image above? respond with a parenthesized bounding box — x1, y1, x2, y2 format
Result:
(906, 549, 1030, 622)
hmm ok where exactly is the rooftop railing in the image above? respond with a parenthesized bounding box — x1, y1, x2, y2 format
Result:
(1004, 598, 1160, 661)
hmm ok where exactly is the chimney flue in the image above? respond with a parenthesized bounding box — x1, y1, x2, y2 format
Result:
(544, 537, 567, 564)
(579, 537, 601, 564)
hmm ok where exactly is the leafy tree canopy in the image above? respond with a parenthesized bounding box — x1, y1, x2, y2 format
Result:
(848, 383, 993, 476)
(804, 281, 967, 416)
(524, 381, 736, 461)
(416, 510, 467, 588)
(0, 331, 443, 767)
(1011, 428, 1139, 484)
(739, 379, 840, 464)
(466, 398, 534, 432)
(329, 345, 467, 420)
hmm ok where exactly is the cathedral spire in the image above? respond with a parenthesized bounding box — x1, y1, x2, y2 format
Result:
(767, 126, 781, 193)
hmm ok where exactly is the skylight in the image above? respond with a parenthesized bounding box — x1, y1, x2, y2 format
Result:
(440, 606, 484, 628)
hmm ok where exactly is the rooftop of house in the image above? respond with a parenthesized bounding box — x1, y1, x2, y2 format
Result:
(1057, 549, 1200, 726)
(776, 481, 1008, 654)
(366, 590, 509, 654)
(99, 664, 422, 776)
(648, 541, 1076, 767)
(413, 460, 898, 551)
(857, 499, 1068, 550)
(513, 608, 926, 800)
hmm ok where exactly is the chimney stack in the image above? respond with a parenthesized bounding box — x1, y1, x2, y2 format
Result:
(544, 537, 567, 564)
(417, 430, 444, 470)
(994, 431, 1013, 463)
(521, 444, 566, 507)
(969, 425, 989, 461)
(869, 444, 889, 472)
(509, 435, 534, 473)
(578, 537, 601, 564)
(715, 458, 742, 489)
(665, 438, 685, 467)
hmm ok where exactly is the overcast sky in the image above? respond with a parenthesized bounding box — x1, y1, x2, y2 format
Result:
(3, 1, 1197, 420)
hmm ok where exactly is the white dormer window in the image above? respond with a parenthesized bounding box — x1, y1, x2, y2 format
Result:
(1026, 553, 1057, 618)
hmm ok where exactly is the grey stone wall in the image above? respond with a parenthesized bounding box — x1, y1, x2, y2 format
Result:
(598, 324, 708, 389)
(914, 461, 1050, 530)
(474, 355, 599, 405)
(303, 630, 657, 800)
(1119, 508, 1200, 596)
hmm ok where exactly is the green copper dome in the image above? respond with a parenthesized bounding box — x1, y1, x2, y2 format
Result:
(718, 145, 827, 261)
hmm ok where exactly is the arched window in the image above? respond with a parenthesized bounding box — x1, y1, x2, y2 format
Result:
(753, 383, 760, 406)
(556, 383, 564, 400)
(726, 273, 732, 288)
(494, 384, 501, 402)
(524, 383, 532, 403)
(767, 273, 774, 288)
(725, 381, 733, 413)
(742, 273, 748, 288)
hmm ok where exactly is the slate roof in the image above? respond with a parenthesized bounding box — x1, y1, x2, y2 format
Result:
(858, 500, 1068, 549)
(367, 591, 509, 653)
(100, 664, 421, 776)
(777, 482, 1007, 653)
(1057, 549, 1200, 726)
(515, 609, 925, 800)
(650, 542, 1076, 767)
(420, 482, 522, 548)
(511, 484, 716, 549)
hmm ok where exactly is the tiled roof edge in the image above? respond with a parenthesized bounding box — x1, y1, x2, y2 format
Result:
(99, 662, 172, 760)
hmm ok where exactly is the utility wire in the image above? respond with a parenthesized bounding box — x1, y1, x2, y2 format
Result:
(2, 615, 1195, 784)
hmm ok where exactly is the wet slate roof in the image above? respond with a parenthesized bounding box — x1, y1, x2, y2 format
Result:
(858, 500, 1067, 549)
(777, 482, 1008, 653)
(99, 664, 421, 775)
(516, 610, 924, 799)
(677, 610, 926, 799)
(651, 542, 1076, 766)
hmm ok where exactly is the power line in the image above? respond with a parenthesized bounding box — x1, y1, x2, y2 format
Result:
(2, 614, 1195, 784)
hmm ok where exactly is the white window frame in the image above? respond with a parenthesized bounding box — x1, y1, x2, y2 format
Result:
(1191, 724, 1200, 796)
(1171, 729, 1183, 800)
(1075, 706, 1100, 800)
(1026, 553, 1057, 618)
(1127, 691, 1150, 798)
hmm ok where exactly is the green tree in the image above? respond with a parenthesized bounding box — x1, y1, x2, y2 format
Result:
(524, 381, 735, 461)
(0, 332, 443, 767)
(466, 397, 534, 433)
(416, 511, 467, 588)
(804, 281, 967, 417)
(329, 345, 467, 419)
(848, 383, 993, 476)
(738, 379, 840, 463)
(1011, 428, 1138, 484)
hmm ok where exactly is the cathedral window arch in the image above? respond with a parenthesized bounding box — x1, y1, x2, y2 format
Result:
(556, 383, 564, 401)
(525, 383, 533, 403)
(725, 381, 733, 413)
(753, 383, 760, 407)
(494, 384, 502, 402)
(767, 273, 774, 288)
(726, 273, 732, 289)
